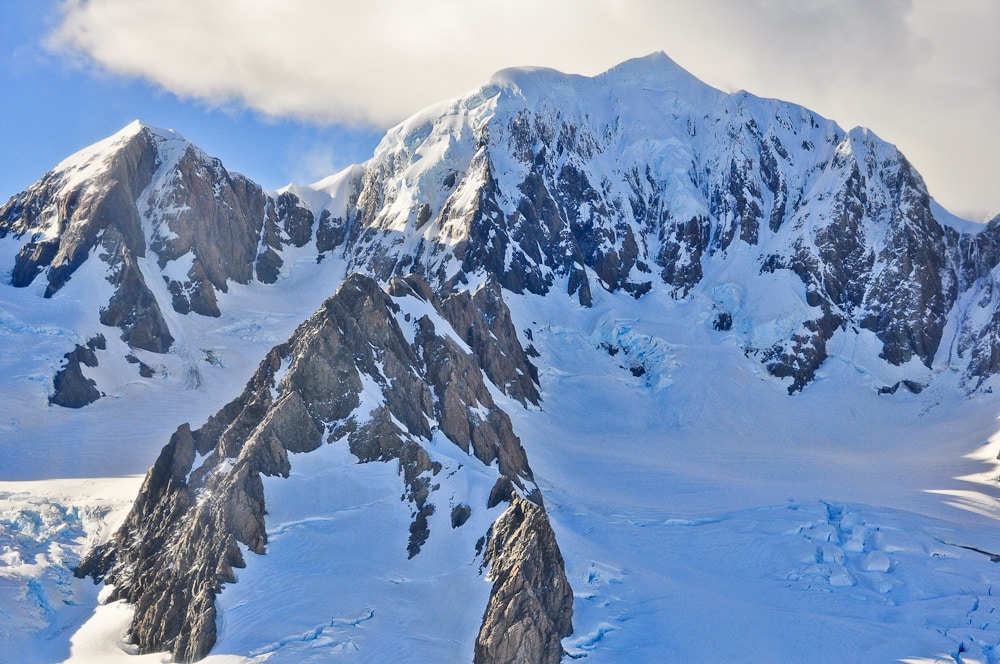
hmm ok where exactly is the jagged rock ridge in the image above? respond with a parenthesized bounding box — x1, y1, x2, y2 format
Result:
(77, 273, 570, 663)
(48, 333, 107, 408)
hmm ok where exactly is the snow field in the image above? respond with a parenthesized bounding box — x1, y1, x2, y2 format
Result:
(0, 477, 143, 664)
(504, 279, 1000, 663)
(0, 234, 350, 481)
(210, 436, 503, 663)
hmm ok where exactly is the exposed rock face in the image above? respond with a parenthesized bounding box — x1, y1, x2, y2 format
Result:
(98, 244, 174, 353)
(441, 276, 541, 405)
(49, 334, 106, 408)
(4, 127, 158, 297)
(936, 215, 1000, 390)
(303, 53, 1000, 392)
(388, 273, 540, 406)
(475, 494, 574, 664)
(77, 273, 570, 662)
(0, 121, 317, 405)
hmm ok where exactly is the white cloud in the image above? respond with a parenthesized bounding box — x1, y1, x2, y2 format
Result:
(49, 0, 1000, 219)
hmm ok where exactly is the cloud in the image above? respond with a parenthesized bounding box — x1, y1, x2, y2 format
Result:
(49, 0, 1000, 218)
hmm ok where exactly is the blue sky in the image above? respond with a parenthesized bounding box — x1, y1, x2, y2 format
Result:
(0, 1, 383, 195)
(3, 1, 998, 219)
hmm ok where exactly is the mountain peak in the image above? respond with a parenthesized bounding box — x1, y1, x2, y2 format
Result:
(487, 64, 587, 101)
(118, 119, 185, 142)
(599, 51, 717, 92)
(485, 51, 719, 105)
(327, 51, 1000, 394)
(49, 120, 190, 194)
(0, 115, 323, 363)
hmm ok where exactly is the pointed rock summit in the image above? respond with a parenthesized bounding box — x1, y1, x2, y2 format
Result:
(0, 121, 317, 405)
(1, 121, 317, 321)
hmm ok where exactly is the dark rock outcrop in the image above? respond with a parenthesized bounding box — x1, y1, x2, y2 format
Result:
(77, 273, 570, 662)
(49, 334, 106, 408)
(440, 276, 541, 405)
(475, 495, 574, 664)
(98, 243, 174, 352)
(388, 273, 541, 406)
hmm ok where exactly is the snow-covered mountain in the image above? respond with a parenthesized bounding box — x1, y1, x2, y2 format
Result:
(0, 121, 318, 406)
(4, 53, 1000, 664)
(9, 53, 1000, 409)
(302, 52, 1000, 393)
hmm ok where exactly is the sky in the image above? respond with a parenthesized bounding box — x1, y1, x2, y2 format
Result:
(2, 0, 998, 220)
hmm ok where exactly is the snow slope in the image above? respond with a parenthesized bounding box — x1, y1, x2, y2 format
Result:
(506, 281, 1000, 663)
(0, 235, 349, 479)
